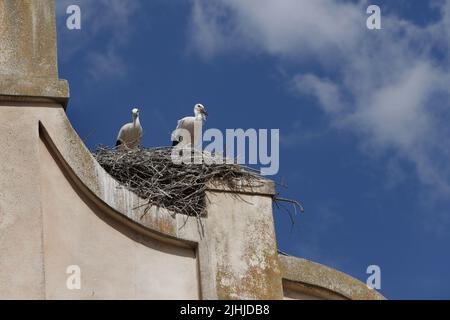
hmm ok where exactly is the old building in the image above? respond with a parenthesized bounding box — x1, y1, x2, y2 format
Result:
(0, 0, 383, 300)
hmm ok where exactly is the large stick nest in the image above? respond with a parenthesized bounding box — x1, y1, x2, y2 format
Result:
(94, 147, 268, 217)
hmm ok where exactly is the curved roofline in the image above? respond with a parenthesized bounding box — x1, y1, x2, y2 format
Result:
(279, 255, 386, 300)
(37, 107, 278, 248)
(38, 117, 201, 248)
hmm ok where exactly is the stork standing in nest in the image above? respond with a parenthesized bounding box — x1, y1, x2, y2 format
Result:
(116, 108, 143, 150)
(172, 104, 208, 148)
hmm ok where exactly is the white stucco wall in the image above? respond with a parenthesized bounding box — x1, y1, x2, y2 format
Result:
(39, 137, 199, 300)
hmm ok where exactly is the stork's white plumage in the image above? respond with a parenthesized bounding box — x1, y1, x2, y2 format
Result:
(116, 108, 143, 150)
(172, 104, 208, 147)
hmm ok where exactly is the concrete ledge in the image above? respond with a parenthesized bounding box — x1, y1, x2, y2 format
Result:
(206, 179, 276, 197)
(0, 1, 69, 108)
(0, 78, 69, 108)
(279, 255, 385, 300)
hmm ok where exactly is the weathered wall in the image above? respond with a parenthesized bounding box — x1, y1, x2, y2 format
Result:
(279, 255, 384, 300)
(0, 105, 201, 300)
(0, 105, 46, 299)
(199, 186, 283, 300)
(39, 137, 199, 300)
(0, 0, 57, 78)
(0, 0, 68, 105)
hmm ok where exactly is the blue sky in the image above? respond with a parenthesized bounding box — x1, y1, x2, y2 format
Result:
(55, 0, 450, 299)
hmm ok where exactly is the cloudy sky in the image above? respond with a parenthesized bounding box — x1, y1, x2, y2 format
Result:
(56, 0, 450, 299)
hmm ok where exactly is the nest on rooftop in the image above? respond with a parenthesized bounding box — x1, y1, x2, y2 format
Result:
(94, 146, 269, 218)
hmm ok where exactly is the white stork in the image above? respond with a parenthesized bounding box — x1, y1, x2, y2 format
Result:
(172, 104, 208, 148)
(116, 108, 143, 150)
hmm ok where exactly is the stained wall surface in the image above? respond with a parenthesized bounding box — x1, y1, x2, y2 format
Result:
(39, 136, 199, 300)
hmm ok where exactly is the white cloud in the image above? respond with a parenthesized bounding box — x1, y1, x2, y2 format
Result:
(188, 0, 230, 59)
(86, 47, 128, 81)
(188, 0, 450, 195)
(293, 74, 344, 114)
(188, 0, 365, 60)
